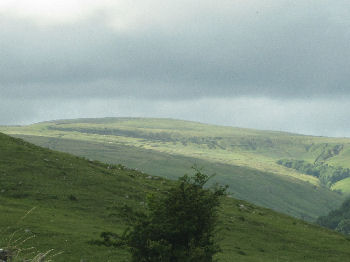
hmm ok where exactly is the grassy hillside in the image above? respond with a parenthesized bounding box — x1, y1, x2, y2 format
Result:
(1, 133, 350, 261)
(1, 118, 348, 220)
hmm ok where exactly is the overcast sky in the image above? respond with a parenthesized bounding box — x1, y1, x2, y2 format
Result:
(1, 0, 350, 136)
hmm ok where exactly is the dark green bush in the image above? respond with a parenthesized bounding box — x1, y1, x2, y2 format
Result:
(126, 169, 227, 262)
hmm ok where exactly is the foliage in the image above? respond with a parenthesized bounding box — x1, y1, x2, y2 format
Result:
(317, 198, 350, 234)
(335, 219, 350, 234)
(277, 159, 350, 187)
(126, 169, 227, 262)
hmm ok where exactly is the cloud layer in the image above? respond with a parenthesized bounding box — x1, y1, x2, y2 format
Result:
(1, 0, 350, 100)
(1, 1, 350, 136)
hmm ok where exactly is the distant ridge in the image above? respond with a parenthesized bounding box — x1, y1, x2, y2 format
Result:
(41, 116, 308, 136)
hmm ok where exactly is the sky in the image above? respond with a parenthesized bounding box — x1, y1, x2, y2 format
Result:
(1, 0, 350, 137)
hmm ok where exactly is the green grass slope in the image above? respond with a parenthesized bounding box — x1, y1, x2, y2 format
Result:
(10, 134, 342, 221)
(1, 133, 350, 261)
(1, 118, 347, 220)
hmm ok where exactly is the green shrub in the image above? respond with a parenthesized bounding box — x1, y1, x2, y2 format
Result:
(126, 168, 227, 262)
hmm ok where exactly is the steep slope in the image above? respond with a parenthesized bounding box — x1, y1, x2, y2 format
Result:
(1, 132, 350, 261)
(317, 198, 350, 234)
(0, 118, 346, 220)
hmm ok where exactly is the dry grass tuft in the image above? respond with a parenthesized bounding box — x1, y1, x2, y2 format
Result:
(0, 208, 62, 262)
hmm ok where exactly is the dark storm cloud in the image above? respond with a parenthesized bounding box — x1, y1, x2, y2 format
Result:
(1, 1, 350, 100)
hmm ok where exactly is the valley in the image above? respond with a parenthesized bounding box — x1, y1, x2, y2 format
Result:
(2, 118, 350, 220)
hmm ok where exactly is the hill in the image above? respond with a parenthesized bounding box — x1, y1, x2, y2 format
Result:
(1, 118, 348, 220)
(1, 132, 350, 261)
(317, 198, 350, 234)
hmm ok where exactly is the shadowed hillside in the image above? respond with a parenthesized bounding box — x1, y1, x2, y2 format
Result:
(1, 118, 347, 220)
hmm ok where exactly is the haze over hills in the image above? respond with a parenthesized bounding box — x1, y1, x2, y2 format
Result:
(2, 117, 350, 220)
(1, 131, 350, 261)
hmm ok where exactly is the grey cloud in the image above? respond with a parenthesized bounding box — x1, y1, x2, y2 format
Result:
(1, 1, 350, 100)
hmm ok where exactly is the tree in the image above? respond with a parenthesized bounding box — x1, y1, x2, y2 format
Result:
(127, 168, 227, 262)
(336, 219, 350, 234)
